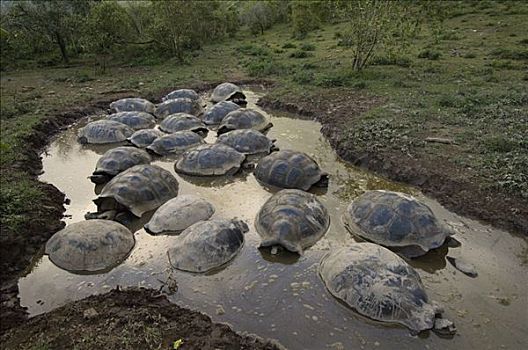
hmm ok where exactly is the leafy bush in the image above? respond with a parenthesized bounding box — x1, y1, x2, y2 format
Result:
(291, 2, 321, 38)
(240, 1, 274, 35)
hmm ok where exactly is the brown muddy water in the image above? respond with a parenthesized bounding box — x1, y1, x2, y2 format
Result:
(20, 90, 527, 350)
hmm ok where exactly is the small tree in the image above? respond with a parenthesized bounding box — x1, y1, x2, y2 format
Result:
(335, 0, 412, 71)
(147, 1, 237, 61)
(4, 0, 90, 63)
(86, 1, 133, 73)
(147, 1, 199, 61)
(290, 1, 321, 39)
(240, 1, 274, 35)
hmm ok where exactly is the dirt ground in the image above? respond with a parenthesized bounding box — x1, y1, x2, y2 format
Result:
(0, 288, 282, 350)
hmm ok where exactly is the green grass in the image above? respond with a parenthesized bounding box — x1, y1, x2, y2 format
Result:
(0, 174, 45, 232)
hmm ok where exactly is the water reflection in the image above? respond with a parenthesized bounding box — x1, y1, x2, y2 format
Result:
(258, 247, 301, 265)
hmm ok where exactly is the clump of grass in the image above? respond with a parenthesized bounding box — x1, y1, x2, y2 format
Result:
(315, 72, 351, 87)
(0, 100, 37, 119)
(483, 74, 499, 83)
(463, 52, 477, 59)
(0, 176, 45, 233)
(483, 136, 518, 153)
(300, 43, 316, 51)
(289, 50, 313, 59)
(486, 60, 516, 69)
(489, 48, 528, 60)
(418, 50, 441, 60)
(371, 55, 412, 67)
(353, 81, 367, 89)
(292, 70, 315, 84)
(300, 62, 318, 69)
(73, 72, 94, 83)
(245, 58, 289, 77)
(236, 44, 270, 56)
(282, 42, 296, 49)
(439, 32, 463, 41)
(437, 95, 462, 108)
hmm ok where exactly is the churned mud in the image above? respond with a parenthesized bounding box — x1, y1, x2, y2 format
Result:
(0, 288, 281, 350)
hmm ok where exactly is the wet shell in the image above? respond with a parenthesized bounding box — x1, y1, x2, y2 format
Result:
(78, 120, 134, 144)
(344, 190, 452, 257)
(146, 131, 205, 156)
(217, 108, 272, 135)
(167, 219, 248, 272)
(175, 144, 245, 176)
(127, 129, 165, 148)
(91, 147, 151, 183)
(216, 129, 275, 155)
(319, 243, 441, 332)
(162, 89, 200, 102)
(144, 195, 215, 234)
(45, 220, 135, 272)
(210, 82, 246, 103)
(254, 150, 327, 191)
(154, 98, 203, 118)
(106, 111, 156, 130)
(159, 113, 208, 134)
(94, 164, 179, 217)
(255, 189, 329, 254)
(203, 101, 240, 125)
(110, 98, 155, 114)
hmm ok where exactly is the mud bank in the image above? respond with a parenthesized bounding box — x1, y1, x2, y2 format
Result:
(257, 94, 528, 236)
(1, 288, 281, 350)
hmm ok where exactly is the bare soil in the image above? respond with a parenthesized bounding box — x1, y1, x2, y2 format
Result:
(0, 288, 281, 350)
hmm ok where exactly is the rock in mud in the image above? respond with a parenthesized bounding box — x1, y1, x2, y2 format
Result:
(447, 256, 478, 277)
(433, 318, 457, 336)
(83, 307, 99, 319)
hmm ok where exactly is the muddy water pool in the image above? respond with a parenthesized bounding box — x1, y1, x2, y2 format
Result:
(19, 90, 527, 349)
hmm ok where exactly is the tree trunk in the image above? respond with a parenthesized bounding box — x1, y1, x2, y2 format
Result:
(55, 32, 69, 63)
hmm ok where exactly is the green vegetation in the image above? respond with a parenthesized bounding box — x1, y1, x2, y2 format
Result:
(1, 0, 527, 237)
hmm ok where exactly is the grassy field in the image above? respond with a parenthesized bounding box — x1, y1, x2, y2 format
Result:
(1, 0, 527, 242)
